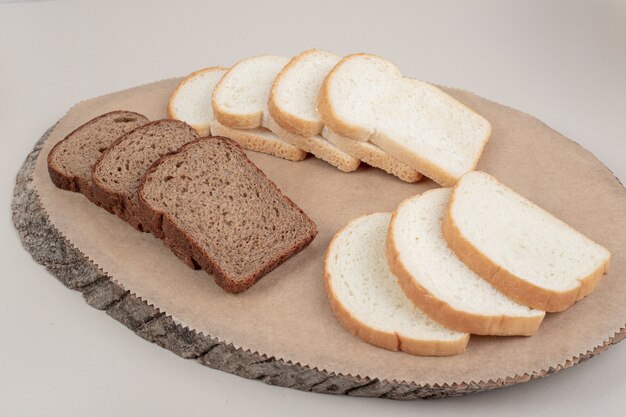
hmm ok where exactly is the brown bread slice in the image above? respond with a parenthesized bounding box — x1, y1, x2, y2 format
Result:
(92, 119, 199, 232)
(138, 136, 318, 293)
(47, 110, 149, 201)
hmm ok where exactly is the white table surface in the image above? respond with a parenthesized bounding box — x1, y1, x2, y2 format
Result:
(1, 0, 625, 415)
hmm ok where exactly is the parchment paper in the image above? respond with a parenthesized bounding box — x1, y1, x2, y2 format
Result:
(32, 78, 626, 385)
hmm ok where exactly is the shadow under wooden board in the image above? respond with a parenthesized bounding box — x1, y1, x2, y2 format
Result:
(12, 78, 626, 400)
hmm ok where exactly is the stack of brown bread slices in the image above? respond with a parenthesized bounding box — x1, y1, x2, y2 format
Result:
(168, 49, 491, 185)
(48, 111, 317, 293)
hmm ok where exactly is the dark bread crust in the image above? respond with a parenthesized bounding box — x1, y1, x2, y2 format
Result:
(90, 119, 199, 233)
(47, 110, 149, 202)
(138, 136, 318, 293)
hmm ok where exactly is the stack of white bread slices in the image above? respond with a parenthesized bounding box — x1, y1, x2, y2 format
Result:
(168, 50, 491, 185)
(326, 171, 611, 356)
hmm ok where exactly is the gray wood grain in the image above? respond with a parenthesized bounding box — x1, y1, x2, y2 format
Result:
(12, 126, 626, 400)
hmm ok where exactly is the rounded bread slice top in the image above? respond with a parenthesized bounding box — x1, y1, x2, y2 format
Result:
(167, 67, 228, 136)
(263, 49, 359, 171)
(212, 55, 290, 130)
(269, 49, 340, 138)
(325, 212, 469, 356)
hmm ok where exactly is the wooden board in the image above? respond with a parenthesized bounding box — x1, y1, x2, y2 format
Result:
(12, 80, 626, 399)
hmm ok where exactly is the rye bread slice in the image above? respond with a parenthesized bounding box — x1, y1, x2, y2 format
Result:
(47, 110, 149, 201)
(91, 119, 199, 232)
(138, 136, 318, 293)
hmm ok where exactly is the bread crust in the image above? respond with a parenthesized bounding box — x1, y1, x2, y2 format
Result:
(317, 53, 374, 142)
(167, 66, 228, 137)
(90, 119, 198, 233)
(210, 56, 310, 160)
(324, 214, 469, 356)
(270, 50, 423, 180)
(386, 191, 545, 335)
(442, 182, 611, 312)
(264, 116, 359, 172)
(212, 56, 275, 130)
(137, 136, 318, 293)
(210, 121, 307, 162)
(47, 110, 149, 202)
(266, 50, 365, 172)
(322, 128, 422, 182)
(317, 54, 492, 186)
(370, 131, 486, 187)
(268, 49, 326, 138)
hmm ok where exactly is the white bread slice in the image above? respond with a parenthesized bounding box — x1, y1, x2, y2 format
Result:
(269, 49, 421, 181)
(267, 50, 359, 172)
(325, 212, 469, 356)
(268, 50, 340, 138)
(213, 55, 289, 129)
(322, 127, 422, 183)
(386, 188, 545, 335)
(443, 171, 611, 312)
(168, 66, 306, 161)
(212, 55, 307, 161)
(167, 67, 227, 136)
(318, 54, 491, 186)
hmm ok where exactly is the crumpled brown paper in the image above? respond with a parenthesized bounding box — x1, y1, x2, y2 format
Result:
(32, 78, 626, 385)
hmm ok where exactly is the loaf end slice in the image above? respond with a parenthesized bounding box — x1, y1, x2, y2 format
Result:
(325, 212, 469, 356)
(442, 171, 611, 312)
(47, 110, 149, 201)
(168, 67, 228, 136)
(91, 119, 199, 232)
(386, 188, 545, 335)
(138, 137, 317, 293)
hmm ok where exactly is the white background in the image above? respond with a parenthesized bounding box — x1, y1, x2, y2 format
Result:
(1, 0, 625, 415)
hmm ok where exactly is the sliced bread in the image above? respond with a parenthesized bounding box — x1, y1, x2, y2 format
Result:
(212, 55, 307, 161)
(47, 111, 149, 201)
(167, 66, 305, 161)
(318, 54, 491, 186)
(325, 212, 469, 356)
(268, 49, 421, 181)
(268, 49, 335, 137)
(167, 67, 228, 136)
(443, 171, 611, 312)
(91, 119, 199, 232)
(267, 50, 360, 172)
(386, 188, 545, 335)
(138, 137, 317, 293)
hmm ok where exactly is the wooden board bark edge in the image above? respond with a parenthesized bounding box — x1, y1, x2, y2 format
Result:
(11, 126, 626, 400)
